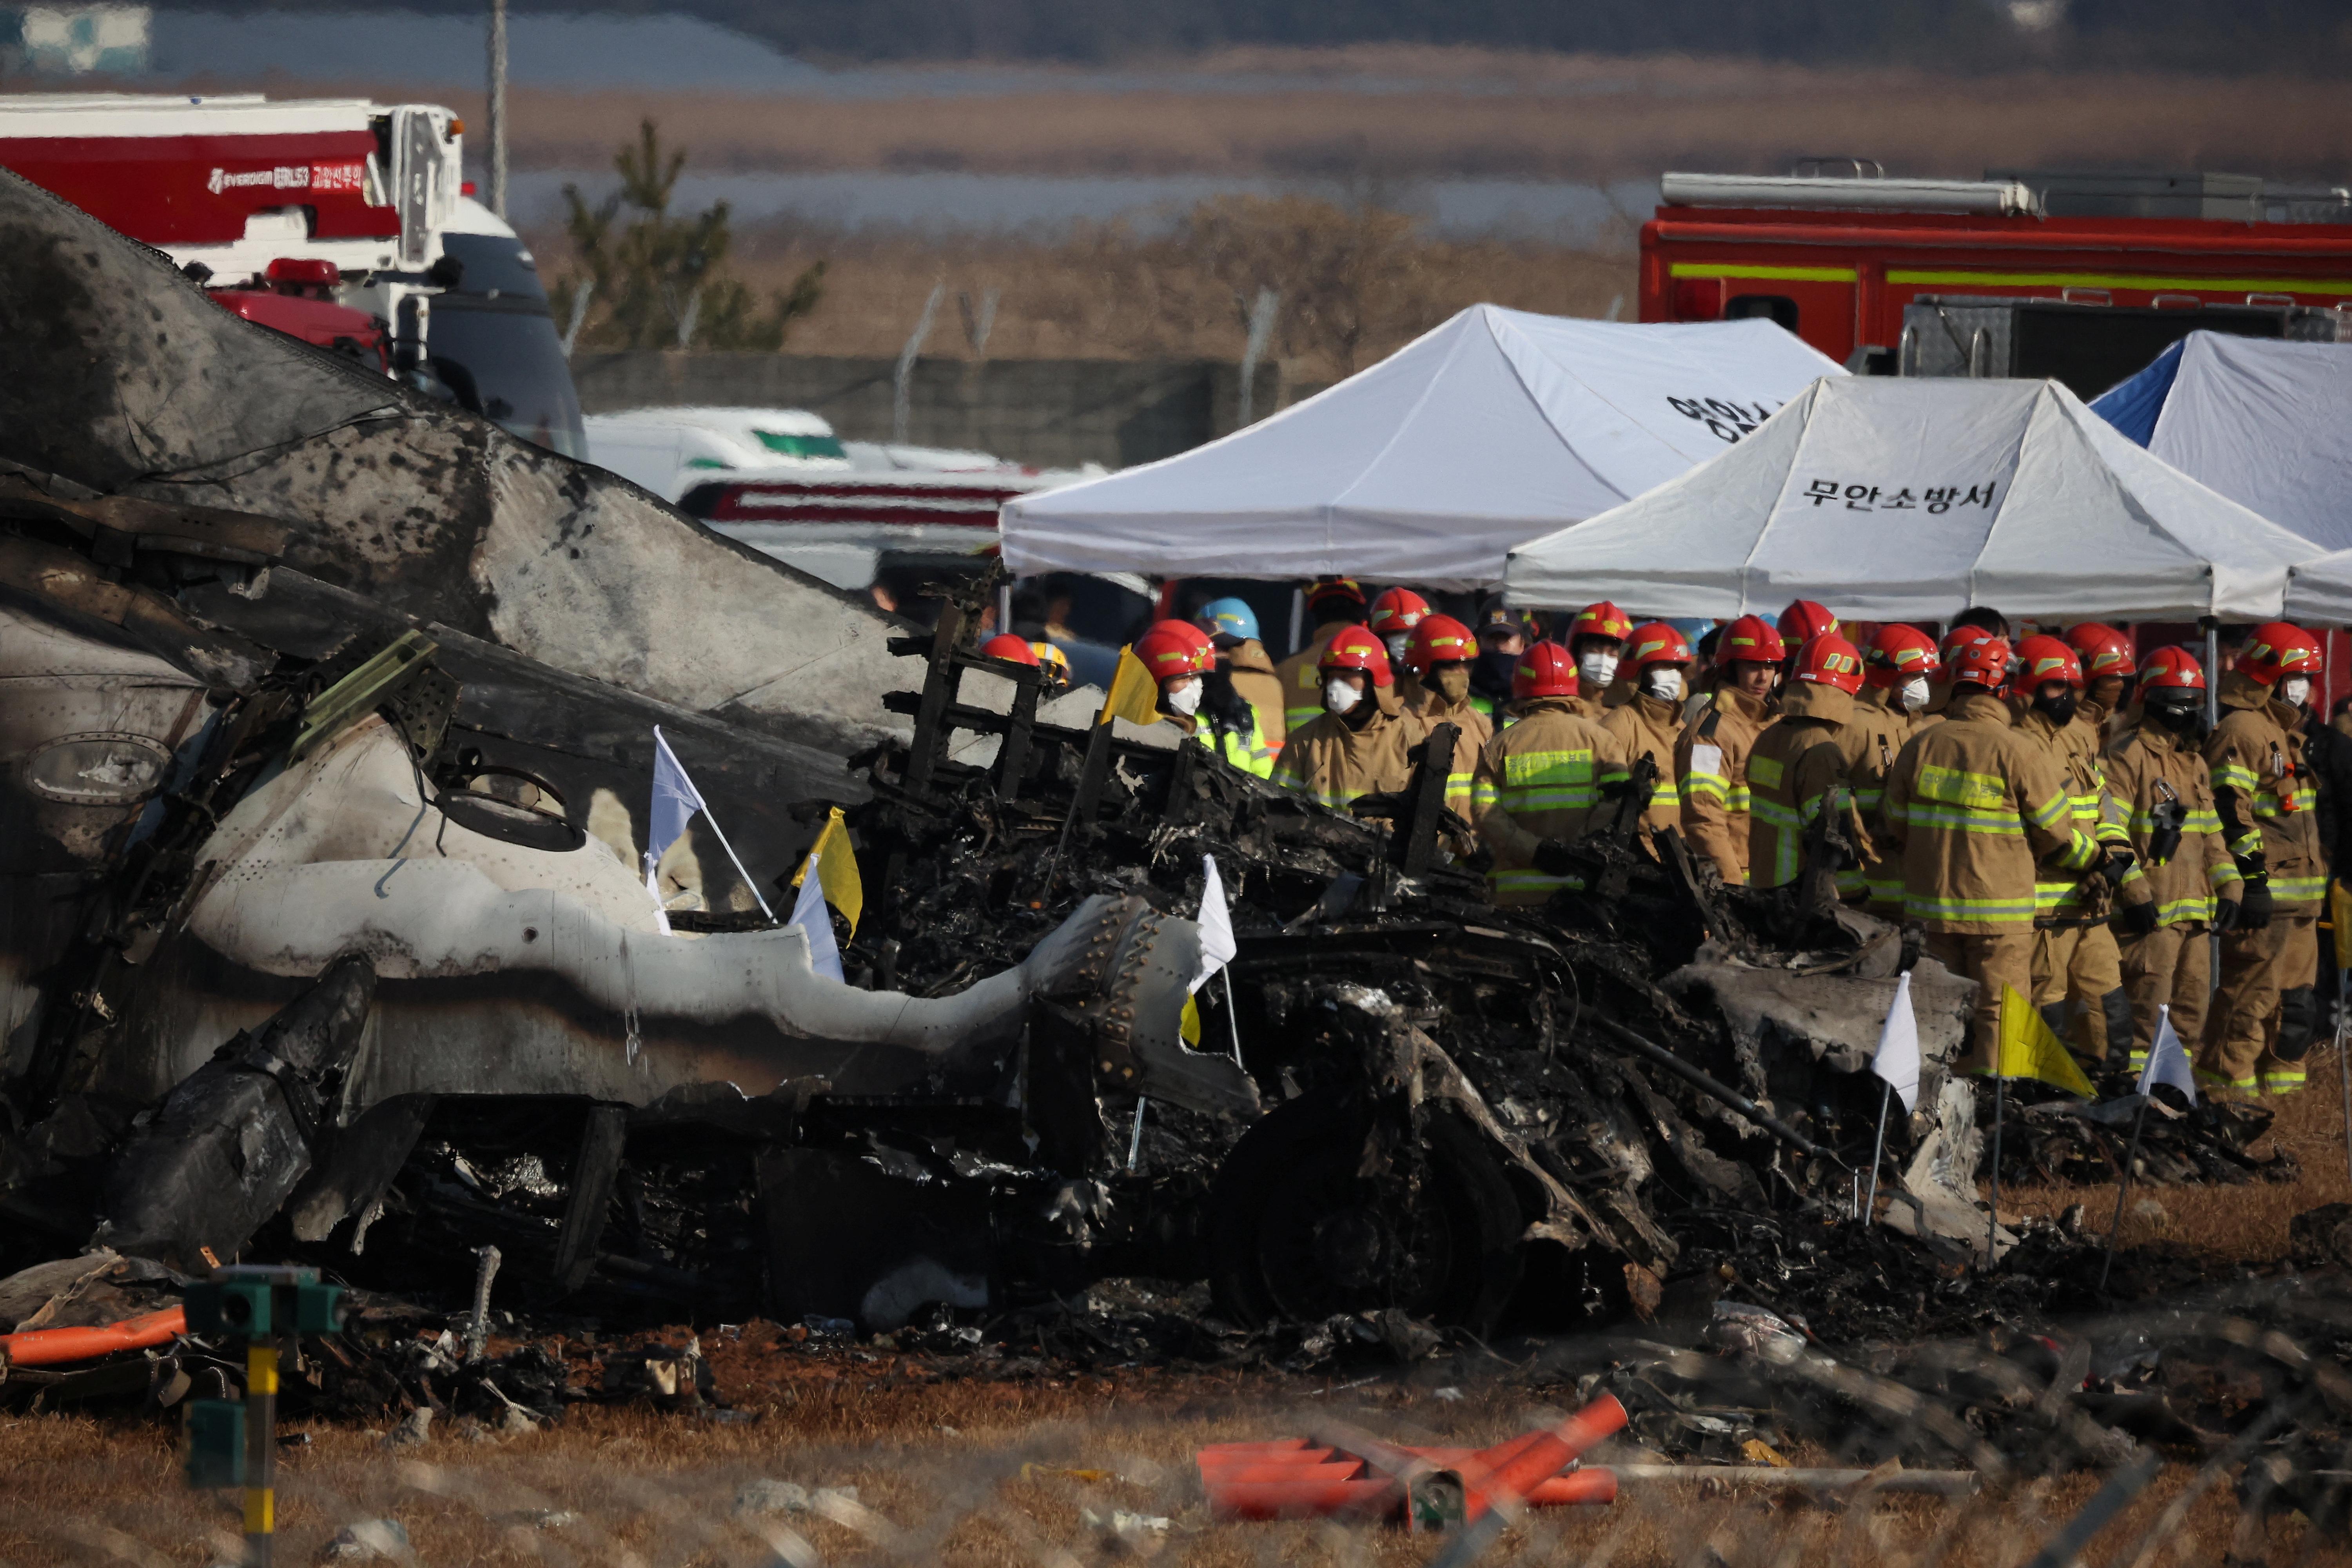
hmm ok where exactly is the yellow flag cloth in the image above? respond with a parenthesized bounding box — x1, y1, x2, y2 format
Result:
(1995, 984, 2096, 1097)
(1179, 992, 1201, 1046)
(789, 806, 864, 935)
(2331, 879, 2352, 971)
(1100, 646, 1164, 728)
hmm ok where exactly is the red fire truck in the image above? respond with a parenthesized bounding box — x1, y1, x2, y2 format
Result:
(1639, 169, 2352, 397)
(0, 93, 585, 457)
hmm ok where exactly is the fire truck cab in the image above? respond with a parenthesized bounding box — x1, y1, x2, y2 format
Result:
(1641, 169, 2352, 397)
(0, 93, 584, 457)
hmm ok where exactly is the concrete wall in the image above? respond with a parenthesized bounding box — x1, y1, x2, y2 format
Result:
(569, 353, 1305, 470)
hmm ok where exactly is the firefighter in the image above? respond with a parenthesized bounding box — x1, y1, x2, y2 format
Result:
(1136, 620, 1274, 777)
(1563, 601, 1635, 716)
(1368, 587, 1432, 703)
(1884, 635, 2107, 1075)
(980, 633, 1041, 668)
(1271, 626, 1421, 808)
(2201, 620, 2327, 1098)
(1840, 623, 1941, 914)
(1468, 603, 1533, 719)
(1748, 633, 1867, 895)
(1402, 613, 1492, 819)
(1470, 640, 1632, 905)
(2067, 622, 2135, 744)
(2105, 647, 2243, 1072)
(1272, 577, 1368, 736)
(1676, 614, 1782, 885)
(1194, 596, 1287, 750)
(1601, 621, 1694, 849)
(2011, 635, 2135, 1064)
(1776, 600, 1840, 682)
(1031, 641, 1072, 693)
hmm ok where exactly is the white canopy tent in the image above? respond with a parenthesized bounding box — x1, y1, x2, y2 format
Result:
(998, 306, 1845, 590)
(1503, 376, 2324, 623)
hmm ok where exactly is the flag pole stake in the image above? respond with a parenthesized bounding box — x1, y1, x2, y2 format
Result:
(701, 811, 776, 922)
(1865, 1080, 1893, 1227)
(1987, 1070, 2005, 1268)
(1220, 967, 1245, 1070)
(1126, 1098, 1147, 1172)
(2098, 1093, 2151, 1294)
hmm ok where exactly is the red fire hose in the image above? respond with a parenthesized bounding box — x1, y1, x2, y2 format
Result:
(0, 1305, 187, 1367)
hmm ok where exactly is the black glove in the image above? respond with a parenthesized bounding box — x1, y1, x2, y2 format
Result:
(2115, 899, 2160, 936)
(2237, 877, 2275, 931)
(2098, 847, 2136, 891)
(1532, 837, 1581, 876)
(2232, 846, 2268, 882)
(2212, 898, 2241, 932)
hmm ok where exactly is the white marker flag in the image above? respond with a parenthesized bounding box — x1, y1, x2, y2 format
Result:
(1194, 854, 1238, 993)
(1873, 971, 1922, 1113)
(2138, 1005, 2197, 1104)
(788, 852, 844, 982)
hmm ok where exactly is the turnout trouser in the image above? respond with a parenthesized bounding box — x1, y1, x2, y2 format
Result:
(2118, 923, 2212, 1069)
(2200, 912, 2319, 1096)
(2030, 924, 2128, 1061)
(1925, 930, 2036, 1078)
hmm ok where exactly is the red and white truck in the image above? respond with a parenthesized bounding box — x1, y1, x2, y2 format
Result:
(0, 92, 586, 457)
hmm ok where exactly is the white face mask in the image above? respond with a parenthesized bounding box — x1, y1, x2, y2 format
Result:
(1641, 667, 1683, 702)
(1579, 650, 1619, 687)
(1324, 679, 1363, 716)
(1165, 678, 1203, 717)
(1384, 633, 1411, 662)
(1898, 676, 1930, 713)
(2280, 676, 2312, 709)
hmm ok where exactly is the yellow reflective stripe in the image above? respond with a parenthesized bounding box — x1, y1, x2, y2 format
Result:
(1905, 893, 2040, 921)
(1902, 804, 2025, 834)
(2053, 828, 2102, 872)
(1855, 787, 1884, 811)
(1916, 764, 2007, 810)
(1504, 748, 1596, 784)
(1672, 261, 1859, 282)
(2272, 875, 2328, 902)
(2213, 762, 2261, 792)
(2151, 895, 2216, 923)
(2026, 792, 2072, 832)
(1471, 779, 1501, 808)
(1835, 868, 1867, 895)
(1726, 786, 1751, 812)
(1684, 769, 1729, 805)
(1885, 267, 2352, 297)
(2132, 807, 2223, 832)
(1491, 869, 1585, 893)
(1748, 755, 1786, 790)
(2207, 861, 2239, 887)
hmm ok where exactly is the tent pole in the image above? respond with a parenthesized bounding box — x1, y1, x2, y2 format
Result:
(2204, 616, 2222, 999)
(1288, 589, 1305, 658)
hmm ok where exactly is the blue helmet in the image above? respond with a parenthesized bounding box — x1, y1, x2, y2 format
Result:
(1195, 597, 1259, 644)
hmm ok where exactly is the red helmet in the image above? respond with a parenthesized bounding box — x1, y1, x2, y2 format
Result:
(1777, 599, 1840, 644)
(1864, 624, 1940, 688)
(2138, 645, 2207, 691)
(979, 633, 1040, 667)
(2237, 621, 2323, 684)
(1367, 587, 1430, 637)
(1321, 625, 1394, 687)
(1717, 615, 1786, 668)
(1512, 641, 1580, 700)
(1791, 633, 1865, 694)
(1567, 600, 1634, 646)
(2014, 634, 2086, 691)
(1948, 635, 2014, 691)
(1307, 577, 1367, 614)
(2065, 622, 2134, 680)
(1405, 614, 1478, 675)
(1134, 619, 1215, 681)
(1623, 621, 1693, 671)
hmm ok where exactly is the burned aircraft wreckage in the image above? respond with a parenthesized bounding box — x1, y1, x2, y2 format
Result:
(0, 170, 2288, 1347)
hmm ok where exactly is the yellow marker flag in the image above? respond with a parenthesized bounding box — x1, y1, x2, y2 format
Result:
(1100, 645, 1163, 728)
(1995, 984, 2096, 1098)
(2331, 879, 2352, 971)
(1179, 992, 1201, 1046)
(789, 806, 864, 935)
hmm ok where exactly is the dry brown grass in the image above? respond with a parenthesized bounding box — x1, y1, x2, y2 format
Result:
(213, 52, 2352, 180)
(2000, 1042, 2352, 1262)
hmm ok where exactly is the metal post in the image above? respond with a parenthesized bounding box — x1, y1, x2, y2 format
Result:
(1287, 588, 1305, 658)
(1987, 1071, 2006, 1266)
(1236, 287, 1279, 429)
(2098, 1094, 2151, 1292)
(2205, 617, 2222, 997)
(485, 0, 508, 220)
(1126, 1098, 1147, 1172)
(243, 1339, 278, 1566)
(1864, 1081, 1893, 1225)
(1220, 967, 1245, 1069)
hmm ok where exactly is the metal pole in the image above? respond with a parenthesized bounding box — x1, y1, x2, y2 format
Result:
(2206, 617, 2223, 999)
(1220, 967, 1245, 1069)
(1987, 1071, 2006, 1266)
(1864, 1080, 1893, 1225)
(486, 0, 508, 220)
(699, 810, 776, 922)
(894, 284, 944, 445)
(2340, 967, 2351, 1186)
(2098, 1094, 2150, 1292)
(1288, 588, 1305, 658)
(1126, 1098, 1147, 1171)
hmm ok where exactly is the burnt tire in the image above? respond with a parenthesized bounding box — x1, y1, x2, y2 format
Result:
(1207, 1092, 1523, 1334)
